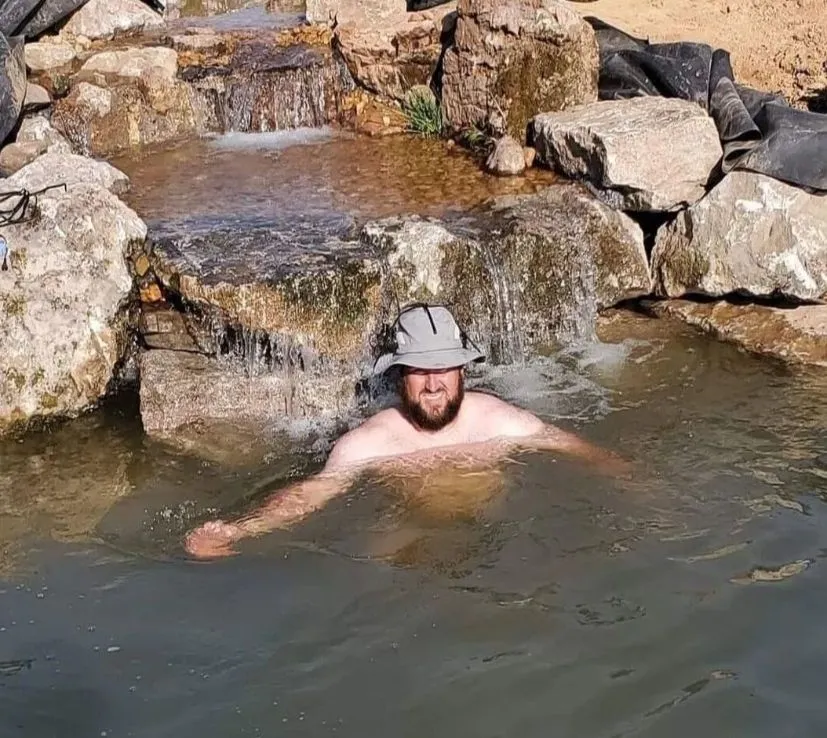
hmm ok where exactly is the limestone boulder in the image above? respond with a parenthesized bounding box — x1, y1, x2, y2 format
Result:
(334, 3, 455, 101)
(24, 41, 77, 72)
(5, 150, 130, 194)
(0, 140, 46, 175)
(23, 82, 51, 111)
(306, 0, 403, 25)
(59, 0, 163, 41)
(364, 185, 650, 360)
(648, 300, 827, 368)
(485, 135, 525, 175)
(652, 172, 827, 301)
(15, 114, 72, 153)
(0, 181, 146, 435)
(80, 47, 178, 81)
(441, 0, 598, 141)
(532, 98, 723, 211)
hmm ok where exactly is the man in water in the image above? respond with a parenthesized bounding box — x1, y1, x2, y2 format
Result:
(185, 304, 628, 559)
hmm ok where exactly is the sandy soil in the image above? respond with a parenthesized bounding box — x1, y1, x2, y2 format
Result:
(561, 0, 826, 108)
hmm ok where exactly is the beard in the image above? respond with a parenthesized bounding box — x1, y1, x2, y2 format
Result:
(400, 376, 465, 432)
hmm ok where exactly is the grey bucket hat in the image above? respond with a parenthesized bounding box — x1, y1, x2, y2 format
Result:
(373, 304, 485, 376)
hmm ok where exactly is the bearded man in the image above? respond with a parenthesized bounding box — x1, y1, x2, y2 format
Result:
(185, 303, 628, 558)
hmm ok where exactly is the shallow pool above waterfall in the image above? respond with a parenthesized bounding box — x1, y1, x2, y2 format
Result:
(3, 313, 827, 737)
(112, 131, 558, 239)
(169, 0, 305, 28)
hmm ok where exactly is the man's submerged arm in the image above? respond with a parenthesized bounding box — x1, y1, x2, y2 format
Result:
(184, 430, 370, 559)
(498, 404, 632, 477)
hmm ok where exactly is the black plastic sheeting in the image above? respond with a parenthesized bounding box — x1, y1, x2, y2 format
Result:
(0, 32, 25, 145)
(0, 0, 89, 39)
(587, 17, 827, 193)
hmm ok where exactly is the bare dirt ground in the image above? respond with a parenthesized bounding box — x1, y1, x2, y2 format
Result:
(561, 0, 827, 109)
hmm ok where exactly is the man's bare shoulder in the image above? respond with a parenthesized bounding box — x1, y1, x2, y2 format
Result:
(463, 391, 546, 439)
(323, 408, 406, 472)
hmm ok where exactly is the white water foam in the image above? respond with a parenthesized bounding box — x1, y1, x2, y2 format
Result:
(207, 127, 339, 151)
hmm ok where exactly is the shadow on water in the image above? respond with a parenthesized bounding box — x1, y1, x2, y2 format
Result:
(3, 313, 827, 737)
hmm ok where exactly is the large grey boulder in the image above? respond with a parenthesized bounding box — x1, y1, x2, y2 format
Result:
(441, 0, 598, 141)
(16, 0, 90, 39)
(59, 0, 163, 41)
(652, 172, 827, 300)
(0, 179, 146, 435)
(532, 97, 723, 212)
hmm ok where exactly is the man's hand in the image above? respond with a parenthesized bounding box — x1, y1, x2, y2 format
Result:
(185, 521, 244, 559)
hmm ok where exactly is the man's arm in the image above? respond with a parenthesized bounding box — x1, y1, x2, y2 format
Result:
(497, 403, 632, 477)
(184, 429, 373, 559)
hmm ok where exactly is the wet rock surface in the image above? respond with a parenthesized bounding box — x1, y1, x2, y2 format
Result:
(441, 0, 598, 141)
(532, 98, 723, 212)
(0, 177, 146, 435)
(652, 172, 827, 301)
(647, 300, 827, 368)
(50, 31, 354, 156)
(485, 135, 526, 175)
(139, 349, 359, 434)
(135, 181, 649, 434)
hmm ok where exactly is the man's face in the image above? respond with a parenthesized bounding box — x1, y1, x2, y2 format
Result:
(400, 366, 464, 431)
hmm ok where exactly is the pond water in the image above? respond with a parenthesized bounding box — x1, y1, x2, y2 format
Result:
(2, 313, 827, 737)
(112, 130, 557, 237)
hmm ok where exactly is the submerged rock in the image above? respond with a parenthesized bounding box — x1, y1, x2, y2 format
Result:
(647, 300, 827, 368)
(485, 135, 525, 176)
(0, 180, 146, 435)
(532, 98, 723, 212)
(59, 0, 164, 41)
(441, 0, 598, 141)
(652, 172, 827, 301)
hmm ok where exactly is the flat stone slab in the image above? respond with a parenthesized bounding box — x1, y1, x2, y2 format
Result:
(647, 300, 827, 368)
(532, 97, 723, 212)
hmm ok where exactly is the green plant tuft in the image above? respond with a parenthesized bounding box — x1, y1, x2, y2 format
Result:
(402, 85, 443, 137)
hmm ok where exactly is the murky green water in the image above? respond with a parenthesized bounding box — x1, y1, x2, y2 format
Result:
(2, 313, 827, 736)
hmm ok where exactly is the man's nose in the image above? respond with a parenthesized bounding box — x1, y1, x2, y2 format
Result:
(424, 373, 442, 391)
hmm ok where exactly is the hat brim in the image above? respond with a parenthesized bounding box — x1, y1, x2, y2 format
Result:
(373, 347, 485, 376)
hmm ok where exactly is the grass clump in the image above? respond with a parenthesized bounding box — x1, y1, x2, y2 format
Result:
(402, 85, 443, 137)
